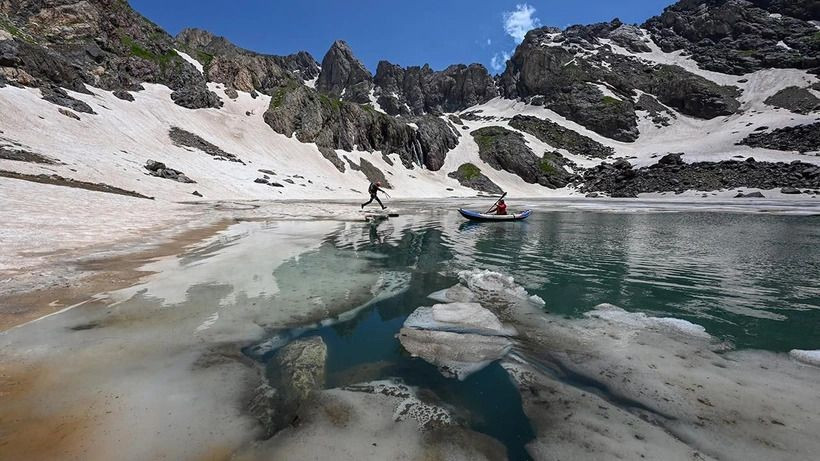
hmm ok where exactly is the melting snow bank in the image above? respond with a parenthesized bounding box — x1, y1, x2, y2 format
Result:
(789, 349, 820, 367)
(418, 269, 820, 460)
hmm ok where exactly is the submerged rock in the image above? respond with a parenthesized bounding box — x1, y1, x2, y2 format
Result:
(252, 336, 328, 436)
(274, 336, 328, 402)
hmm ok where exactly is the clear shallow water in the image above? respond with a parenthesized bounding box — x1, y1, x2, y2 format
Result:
(241, 207, 819, 460)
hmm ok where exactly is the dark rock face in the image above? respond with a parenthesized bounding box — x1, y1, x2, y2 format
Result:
(113, 89, 134, 101)
(168, 127, 242, 162)
(40, 85, 95, 113)
(580, 155, 820, 195)
(635, 93, 676, 126)
(498, 25, 741, 141)
(447, 163, 503, 194)
(405, 116, 459, 170)
(763, 86, 820, 114)
(643, 0, 820, 74)
(471, 126, 575, 188)
(374, 61, 496, 115)
(175, 28, 319, 94)
(509, 115, 614, 158)
(358, 158, 391, 188)
(735, 191, 766, 198)
(318, 146, 345, 172)
(0, 169, 152, 199)
(0, 0, 220, 108)
(0, 146, 59, 164)
(144, 159, 195, 183)
(316, 40, 372, 104)
(264, 83, 457, 170)
(738, 122, 820, 152)
(170, 86, 223, 109)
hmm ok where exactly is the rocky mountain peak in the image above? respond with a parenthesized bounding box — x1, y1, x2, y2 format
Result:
(644, 0, 819, 74)
(175, 27, 319, 93)
(316, 39, 373, 103)
(372, 60, 496, 116)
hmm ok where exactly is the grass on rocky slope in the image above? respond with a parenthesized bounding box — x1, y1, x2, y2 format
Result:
(455, 163, 481, 180)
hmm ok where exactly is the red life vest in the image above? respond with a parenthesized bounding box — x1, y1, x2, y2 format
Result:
(496, 202, 507, 215)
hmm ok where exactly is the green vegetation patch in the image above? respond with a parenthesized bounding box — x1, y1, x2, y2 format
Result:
(270, 80, 301, 108)
(196, 51, 214, 69)
(119, 33, 179, 69)
(471, 126, 510, 152)
(539, 157, 557, 174)
(319, 93, 343, 111)
(601, 96, 622, 106)
(456, 163, 481, 180)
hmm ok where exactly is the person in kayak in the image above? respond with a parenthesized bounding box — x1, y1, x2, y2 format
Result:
(361, 181, 388, 209)
(487, 199, 508, 215)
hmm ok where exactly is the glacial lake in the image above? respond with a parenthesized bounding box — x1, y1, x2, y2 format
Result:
(3, 201, 818, 460)
(244, 204, 820, 459)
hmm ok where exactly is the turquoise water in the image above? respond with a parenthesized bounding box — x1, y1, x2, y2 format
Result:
(246, 208, 820, 460)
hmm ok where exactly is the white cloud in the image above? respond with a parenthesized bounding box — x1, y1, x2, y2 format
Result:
(490, 51, 511, 72)
(487, 38, 492, 45)
(503, 4, 541, 43)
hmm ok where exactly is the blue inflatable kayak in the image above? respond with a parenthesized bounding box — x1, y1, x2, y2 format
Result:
(458, 208, 532, 222)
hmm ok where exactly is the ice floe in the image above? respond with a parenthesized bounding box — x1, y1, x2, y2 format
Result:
(789, 349, 820, 367)
(400, 302, 515, 379)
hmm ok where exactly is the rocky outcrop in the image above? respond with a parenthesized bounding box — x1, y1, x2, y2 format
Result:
(635, 93, 677, 126)
(499, 25, 740, 141)
(763, 86, 820, 114)
(508, 115, 614, 158)
(144, 159, 195, 183)
(472, 126, 576, 188)
(40, 85, 95, 114)
(264, 83, 457, 170)
(374, 62, 496, 115)
(350, 157, 392, 188)
(318, 146, 345, 172)
(643, 0, 820, 74)
(447, 163, 503, 194)
(0, 169, 152, 199)
(175, 28, 319, 94)
(316, 40, 372, 104)
(168, 127, 242, 162)
(170, 85, 223, 109)
(0, 146, 59, 164)
(579, 154, 820, 196)
(0, 1, 220, 108)
(738, 122, 820, 152)
(405, 116, 459, 170)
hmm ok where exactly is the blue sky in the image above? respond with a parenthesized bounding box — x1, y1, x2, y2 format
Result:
(130, 0, 675, 73)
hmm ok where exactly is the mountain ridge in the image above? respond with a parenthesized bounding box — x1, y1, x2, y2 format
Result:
(1, 0, 818, 201)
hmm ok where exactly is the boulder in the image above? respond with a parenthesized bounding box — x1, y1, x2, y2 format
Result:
(113, 89, 134, 101)
(764, 87, 820, 114)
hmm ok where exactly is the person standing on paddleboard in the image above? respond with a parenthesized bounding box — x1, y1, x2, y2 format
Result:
(361, 181, 389, 209)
